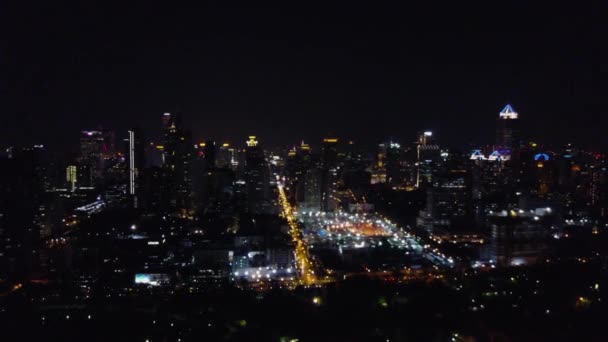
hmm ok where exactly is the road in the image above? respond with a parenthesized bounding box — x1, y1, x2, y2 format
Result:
(277, 182, 317, 286)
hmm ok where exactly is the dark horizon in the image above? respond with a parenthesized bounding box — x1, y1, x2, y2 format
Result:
(3, 2, 607, 150)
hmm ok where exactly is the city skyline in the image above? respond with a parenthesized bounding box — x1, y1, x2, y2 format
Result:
(3, 2, 608, 149)
(2, 3, 608, 341)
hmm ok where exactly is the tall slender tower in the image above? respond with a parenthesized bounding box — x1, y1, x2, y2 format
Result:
(128, 130, 136, 196)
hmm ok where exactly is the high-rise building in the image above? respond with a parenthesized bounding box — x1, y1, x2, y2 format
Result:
(245, 136, 271, 213)
(79, 130, 105, 187)
(385, 141, 404, 185)
(321, 138, 338, 169)
(319, 138, 340, 212)
(487, 207, 553, 267)
(161, 113, 194, 214)
(302, 168, 322, 212)
(416, 131, 440, 187)
(496, 104, 520, 151)
(417, 166, 471, 234)
(203, 140, 216, 168)
(66, 165, 77, 192)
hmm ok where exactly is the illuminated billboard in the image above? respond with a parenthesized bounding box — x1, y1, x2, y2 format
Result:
(134, 273, 169, 286)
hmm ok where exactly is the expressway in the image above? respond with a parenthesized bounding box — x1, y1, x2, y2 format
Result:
(277, 182, 317, 286)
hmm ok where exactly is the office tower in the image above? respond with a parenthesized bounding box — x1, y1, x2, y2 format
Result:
(590, 163, 608, 218)
(319, 138, 339, 212)
(79, 130, 105, 187)
(66, 165, 77, 192)
(321, 138, 338, 169)
(161, 113, 194, 214)
(417, 164, 471, 234)
(203, 140, 217, 168)
(287, 141, 313, 200)
(496, 104, 520, 151)
(385, 141, 404, 185)
(215, 143, 234, 169)
(302, 168, 322, 212)
(371, 143, 387, 184)
(487, 208, 553, 267)
(245, 136, 271, 213)
(416, 131, 441, 187)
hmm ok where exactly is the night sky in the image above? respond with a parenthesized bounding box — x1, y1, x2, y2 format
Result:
(3, 2, 607, 150)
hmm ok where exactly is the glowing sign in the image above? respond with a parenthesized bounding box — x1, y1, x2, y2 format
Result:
(499, 104, 518, 119)
(534, 153, 550, 161)
(135, 273, 168, 286)
(424, 131, 433, 137)
(488, 149, 511, 161)
(470, 150, 486, 160)
(246, 136, 258, 147)
(323, 138, 338, 143)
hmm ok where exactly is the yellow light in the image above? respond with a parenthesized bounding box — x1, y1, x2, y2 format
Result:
(156, 145, 164, 150)
(323, 138, 338, 143)
(199, 142, 206, 147)
(222, 143, 230, 147)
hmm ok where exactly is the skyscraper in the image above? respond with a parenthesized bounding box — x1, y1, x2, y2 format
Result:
(302, 168, 322, 212)
(385, 141, 404, 185)
(245, 136, 271, 213)
(416, 131, 440, 188)
(320, 138, 339, 212)
(79, 130, 105, 187)
(161, 113, 194, 215)
(496, 104, 520, 151)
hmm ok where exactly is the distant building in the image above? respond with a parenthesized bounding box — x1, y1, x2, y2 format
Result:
(320, 138, 339, 212)
(496, 104, 520, 151)
(416, 131, 440, 187)
(127, 128, 144, 207)
(385, 141, 404, 185)
(302, 168, 322, 212)
(79, 130, 110, 186)
(486, 207, 554, 267)
(66, 165, 77, 192)
(161, 113, 194, 215)
(417, 166, 471, 234)
(245, 136, 271, 214)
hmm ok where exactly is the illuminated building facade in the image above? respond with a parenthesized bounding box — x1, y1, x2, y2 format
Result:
(66, 165, 77, 192)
